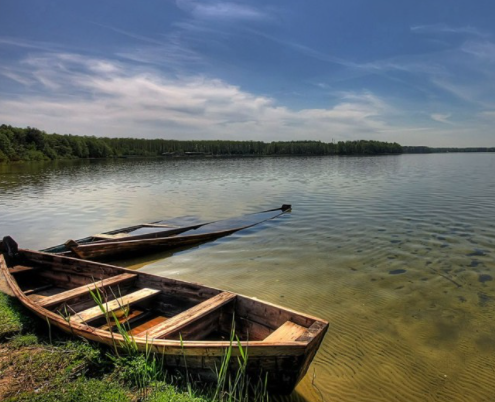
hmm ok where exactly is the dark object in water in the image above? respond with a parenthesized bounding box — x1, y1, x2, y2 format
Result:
(389, 269, 406, 275)
(0, 242, 327, 394)
(42, 205, 291, 261)
(479, 274, 493, 283)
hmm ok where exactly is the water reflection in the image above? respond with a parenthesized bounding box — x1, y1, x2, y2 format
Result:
(1, 154, 495, 401)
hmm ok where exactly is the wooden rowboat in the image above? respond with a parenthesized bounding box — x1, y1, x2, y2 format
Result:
(0, 237, 328, 394)
(42, 205, 291, 261)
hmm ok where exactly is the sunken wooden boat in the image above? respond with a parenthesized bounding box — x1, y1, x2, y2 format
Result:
(42, 205, 291, 261)
(0, 237, 328, 394)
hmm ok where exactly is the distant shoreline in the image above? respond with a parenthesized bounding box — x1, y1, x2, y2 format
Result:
(1, 124, 493, 163)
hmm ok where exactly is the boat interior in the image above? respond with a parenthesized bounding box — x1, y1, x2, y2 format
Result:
(4, 251, 316, 344)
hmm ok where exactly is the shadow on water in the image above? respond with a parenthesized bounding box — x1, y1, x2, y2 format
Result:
(111, 238, 217, 269)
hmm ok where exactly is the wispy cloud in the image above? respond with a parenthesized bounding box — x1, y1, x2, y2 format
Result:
(461, 41, 495, 62)
(411, 24, 489, 38)
(176, 0, 270, 21)
(0, 37, 67, 52)
(245, 28, 352, 68)
(430, 113, 452, 124)
(91, 22, 168, 47)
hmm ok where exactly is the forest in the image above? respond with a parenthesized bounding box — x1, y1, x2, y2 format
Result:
(402, 146, 495, 153)
(0, 124, 405, 162)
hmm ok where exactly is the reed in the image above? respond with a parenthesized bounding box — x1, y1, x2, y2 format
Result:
(210, 324, 269, 402)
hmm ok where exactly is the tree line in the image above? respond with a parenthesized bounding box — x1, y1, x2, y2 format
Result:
(403, 146, 495, 153)
(0, 124, 404, 162)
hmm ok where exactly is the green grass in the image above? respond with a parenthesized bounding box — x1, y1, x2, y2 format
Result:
(9, 333, 39, 348)
(6, 379, 131, 402)
(0, 292, 34, 339)
(0, 292, 271, 402)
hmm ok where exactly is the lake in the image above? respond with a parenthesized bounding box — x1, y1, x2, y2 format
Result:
(1, 153, 495, 401)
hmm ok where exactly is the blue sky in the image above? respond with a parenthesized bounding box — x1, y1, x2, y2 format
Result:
(1, 0, 495, 146)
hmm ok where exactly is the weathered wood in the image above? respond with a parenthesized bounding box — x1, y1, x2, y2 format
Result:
(1, 246, 328, 395)
(294, 320, 329, 385)
(92, 233, 129, 240)
(234, 317, 272, 341)
(264, 321, 308, 342)
(161, 308, 224, 341)
(130, 315, 167, 336)
(70, 288, 161, 324)
(24, 284, 53, 296)
(9, 265, 40, 274)
(42, 205, 291, 261)
(136, 275, 221, 304)
(295, 320, 328, 342)
(235, 295, 316, 330)
(99, 309, 146, 331)
(37, 273, 137, 308)
(143, 292, 236, 339)
(0, 257, 15, 296)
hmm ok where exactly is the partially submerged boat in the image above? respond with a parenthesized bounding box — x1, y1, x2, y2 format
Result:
(0, 237, 328, 394)
(42, 205, 291, 261)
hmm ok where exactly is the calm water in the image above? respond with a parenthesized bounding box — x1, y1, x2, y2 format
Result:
(1, 154, 495, 402)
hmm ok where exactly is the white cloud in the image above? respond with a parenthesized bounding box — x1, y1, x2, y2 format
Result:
(0, 52, 400, 142)
(479, 110, 495, 119)
(2, 51, 494, 147)
(430, 113, 452, 124)
(461, 41, 495, 63)
(411, 24, 488, 38)
(176, 0, 269, 21)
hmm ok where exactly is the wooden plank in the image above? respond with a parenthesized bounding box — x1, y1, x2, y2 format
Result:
(70, 288, 160, 324)
(37, 273, 137, 308)
(162, 308, 223, 341)
(130, 316, 168, 336)
(136, 276, 221, 304)
(0, 256, 15, 297)
(92, 233, 129, 240)
(264, 321, 308, 342)
(294, 320, 328, 342)
(9, 265, 40, 274)
(142, 291, 236, 339)
(99, 309, 146, 331)
(235, 295, 315, 330)
(24, 284, 53, 296)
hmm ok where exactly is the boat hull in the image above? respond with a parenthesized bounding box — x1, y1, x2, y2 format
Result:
(42, 205, 291, 261)
(68, 228, 243, 260)
(0, 245, 328, 394)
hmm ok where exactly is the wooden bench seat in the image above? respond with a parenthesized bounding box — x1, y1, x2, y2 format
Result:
(37, 273, 137, 308)
(138, 291, 236, 339)
(264, 321, 308, 342)
(70, 288, 160, 324)
(92, 233, 129, 240)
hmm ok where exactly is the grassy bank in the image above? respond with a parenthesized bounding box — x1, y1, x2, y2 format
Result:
(0, 292, 268, 402)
